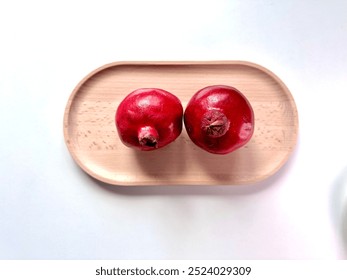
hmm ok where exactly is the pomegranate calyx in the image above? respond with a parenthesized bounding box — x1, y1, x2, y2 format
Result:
(201, 110, 230, 138)
(138, 126, 159, 148)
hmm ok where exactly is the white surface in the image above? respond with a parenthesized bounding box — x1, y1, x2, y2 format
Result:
(1, 0, 347, 259)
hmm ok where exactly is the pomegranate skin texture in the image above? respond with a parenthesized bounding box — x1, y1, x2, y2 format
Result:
(184, 85, 254, 155)
(116, 88, 183, 151)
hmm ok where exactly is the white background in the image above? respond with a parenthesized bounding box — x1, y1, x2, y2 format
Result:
(1, 0, 347, 259)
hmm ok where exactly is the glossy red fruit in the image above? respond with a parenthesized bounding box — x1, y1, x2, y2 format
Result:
(116, 88, 183, 151)
(184, 85, 254, 154)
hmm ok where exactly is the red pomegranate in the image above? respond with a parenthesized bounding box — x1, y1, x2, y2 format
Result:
(116, 88, 183, 151)
(184, 85, 254, 154)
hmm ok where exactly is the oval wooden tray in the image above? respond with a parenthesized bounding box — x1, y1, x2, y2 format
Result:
(63, 61, 298, 186)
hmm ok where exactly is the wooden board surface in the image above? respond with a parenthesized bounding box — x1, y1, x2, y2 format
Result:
(63, 61, 298, 186)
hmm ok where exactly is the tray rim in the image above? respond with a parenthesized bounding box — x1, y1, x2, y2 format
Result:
(63, 60, 299, 186)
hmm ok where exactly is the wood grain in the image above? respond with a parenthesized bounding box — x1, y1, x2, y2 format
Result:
(63, 61, 298, 186)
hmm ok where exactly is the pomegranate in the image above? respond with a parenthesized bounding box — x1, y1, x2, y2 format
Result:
(184, 85, 254, 154)
(116, 88, 183, 151)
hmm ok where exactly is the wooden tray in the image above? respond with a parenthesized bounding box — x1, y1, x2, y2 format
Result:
(63, 61, 298, 186)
